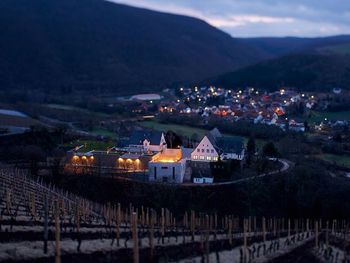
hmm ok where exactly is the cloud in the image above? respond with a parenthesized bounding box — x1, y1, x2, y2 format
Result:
(107, 0, 350, 37)
(208, 15, 295, 28)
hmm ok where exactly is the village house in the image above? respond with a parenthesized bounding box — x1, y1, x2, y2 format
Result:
(191, 128, 245, 163)
(190, 128, 245, 184)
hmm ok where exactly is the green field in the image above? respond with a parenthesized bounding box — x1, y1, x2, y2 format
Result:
(91, 128, 118, 139)
(45, 104, 109, 117)
(308, 110, 350, 123)
(140, 120, 267, 147)
(64, 139, 115, 152)
(0, 113, 42, 127)
(316, 153, 350, 169)
(141, 121, 208, 138)
(322, 43, 350, 55)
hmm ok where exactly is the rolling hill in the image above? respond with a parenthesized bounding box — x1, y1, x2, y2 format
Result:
(0, 0, 269, 96)
(211, 53, 350, 91)
(240, 35, 350, 57)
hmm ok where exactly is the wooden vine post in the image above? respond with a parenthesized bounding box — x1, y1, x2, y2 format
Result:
(243, 219, 247, 263)
(228, 218, 232, 245)
(116, 203, 121, 246)
(161, 208, 165, 244)
(315, 221, 319, 248)
(43, 195, 48, 254)
(288, 219, 290, 239)
(205, 215, 210, 263)
(132, 212, 139, 263)
(191, 210, 195, 241)
(326, 220, 329, 246)
(149, 210, 155, 259)
(262, 217, 266, 243)
(55, 201, 61, 263)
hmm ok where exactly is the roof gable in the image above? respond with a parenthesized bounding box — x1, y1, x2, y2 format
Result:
(192, 136, 218, 155)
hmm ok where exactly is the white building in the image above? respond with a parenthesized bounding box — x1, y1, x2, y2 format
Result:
(191, 135, 219, 162)
(148, 149, 187, 183)
(130, 93, 161, 101)
(191, 129, 245, 162)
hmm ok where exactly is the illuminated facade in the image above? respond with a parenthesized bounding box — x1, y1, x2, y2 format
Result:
(117, 153, 144, 171)
(148, 149, 187, 183)
(191, 129, 245, 162)
(191, 136, 219, 162)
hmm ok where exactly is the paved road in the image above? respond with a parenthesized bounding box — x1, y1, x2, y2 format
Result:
(182, 159, 292, 187)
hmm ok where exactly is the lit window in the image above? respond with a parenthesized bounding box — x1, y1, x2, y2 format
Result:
(193, 155, 198, 159)
(199, 156, 205, 160)
(213, 157, 218, 161)
(207, 156, 211, 160)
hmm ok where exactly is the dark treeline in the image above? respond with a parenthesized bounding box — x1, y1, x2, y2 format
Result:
(212, 53, 350, 92)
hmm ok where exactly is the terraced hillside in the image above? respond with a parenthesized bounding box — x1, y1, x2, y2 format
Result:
(0, 168, 348, 262)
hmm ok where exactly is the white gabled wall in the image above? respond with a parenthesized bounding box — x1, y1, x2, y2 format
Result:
(191, 136, 218, 162)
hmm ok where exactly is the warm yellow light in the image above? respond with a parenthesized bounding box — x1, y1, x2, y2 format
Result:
(135, 159, 140, 163)
(82, 156, 87, 160)
(90, 156, 94, 160)
(118, 158, 124, 162)
(73, 155, 79, 161)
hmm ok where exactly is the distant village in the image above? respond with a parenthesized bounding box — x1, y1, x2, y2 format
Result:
(123, 86, 349, 134)
(66, 128, 245, 184)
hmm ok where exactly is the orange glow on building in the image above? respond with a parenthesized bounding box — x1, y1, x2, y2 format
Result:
(151, 149, 182, 163)
(274, 107, 285, 116)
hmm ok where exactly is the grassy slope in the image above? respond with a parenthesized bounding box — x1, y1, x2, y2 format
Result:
(308, 110, 350, 122)
(64, 139, 115, 152)
(45, 104, 109, 117)
(315, 153, 350, 169)
(212, 53, 350, 91)
(0, 113, 42, 127)
(321, 43, 350, 55)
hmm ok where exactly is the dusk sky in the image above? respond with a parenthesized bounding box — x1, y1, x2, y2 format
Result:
(109, 0, 350, 37)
